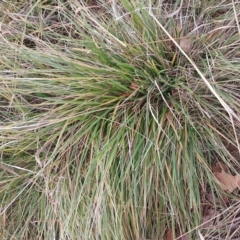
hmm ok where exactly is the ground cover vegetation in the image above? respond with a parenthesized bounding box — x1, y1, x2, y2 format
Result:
(1, 0, 240, 239)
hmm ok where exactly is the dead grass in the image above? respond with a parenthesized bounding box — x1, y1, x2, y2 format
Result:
(1, 0, 240, 239)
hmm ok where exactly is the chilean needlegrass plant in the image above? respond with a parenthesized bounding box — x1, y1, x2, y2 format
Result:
(1, 0, 240, 239)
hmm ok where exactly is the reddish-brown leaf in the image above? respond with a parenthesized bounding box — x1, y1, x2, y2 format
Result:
(165, 228, 173, 240)
(212, 162, 228, 173)
(130, 82, 139, 91)
(121, 92, 131, 97)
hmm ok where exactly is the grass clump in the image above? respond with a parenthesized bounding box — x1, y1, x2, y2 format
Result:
(1, 0, 240, 239)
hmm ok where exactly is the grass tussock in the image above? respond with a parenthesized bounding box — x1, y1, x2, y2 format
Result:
(1, 0, 240, 239)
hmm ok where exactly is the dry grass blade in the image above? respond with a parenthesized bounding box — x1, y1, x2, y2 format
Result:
(1, 0, 240, 239)
(148, 3, 240, 123)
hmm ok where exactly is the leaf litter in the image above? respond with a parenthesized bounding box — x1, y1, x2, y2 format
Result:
(200, 161, 240, 232)
(213, 162, 240, 193)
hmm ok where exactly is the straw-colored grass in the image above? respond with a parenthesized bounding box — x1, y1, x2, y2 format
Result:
(1, 0, 240, 239)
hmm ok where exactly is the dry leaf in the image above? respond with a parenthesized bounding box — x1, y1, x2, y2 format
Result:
(201, 209, 220, 228)
(214, 171, 239, 193)
(212, 162, 228, 173)
(180, 37, 192, 53)
(213, 162, 240, 193)
(165, 228, 173, 240)
(120, 92, 131, 97)
(130, 82, 139, 91)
